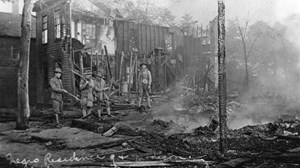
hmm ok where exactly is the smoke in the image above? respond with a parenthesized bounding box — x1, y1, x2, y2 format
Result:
(275, 0, 300, 62)
(228, 1, 300, 129)
(149, 0, 300, 131)
(151, 85, 216, 134)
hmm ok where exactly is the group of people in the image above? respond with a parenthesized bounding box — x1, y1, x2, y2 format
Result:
(49, 61, 152, 123)
(79, 70, 111, 118)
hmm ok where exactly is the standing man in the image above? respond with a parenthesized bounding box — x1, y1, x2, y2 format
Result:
(94, 72, 111, 118)
(80, 71, 94, 117)
(138, 62, 152, 108)
(49, 68, 67, 123)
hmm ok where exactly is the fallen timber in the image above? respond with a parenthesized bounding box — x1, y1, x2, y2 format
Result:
(61, 159, 215, 167)
(71, 119, 113, 134)
(241, 152, 300, 163)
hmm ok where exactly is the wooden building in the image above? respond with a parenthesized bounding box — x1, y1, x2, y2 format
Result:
(0, 11, 37, 108)
(33, 0, 176, 104)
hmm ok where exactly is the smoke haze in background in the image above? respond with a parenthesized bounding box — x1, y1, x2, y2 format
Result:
(153, 0, 300, 131)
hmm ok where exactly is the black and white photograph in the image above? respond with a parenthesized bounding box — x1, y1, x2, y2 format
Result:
(0, 0, 299, 167)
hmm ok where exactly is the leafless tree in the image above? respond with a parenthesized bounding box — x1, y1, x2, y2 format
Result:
(16, 0, 36, 129)
(235, 15, 259, 92)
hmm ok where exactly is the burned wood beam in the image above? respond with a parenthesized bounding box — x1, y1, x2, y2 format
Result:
(221, 158, 252, 167)
(71, 119, 113, 134)
(104, 45, 112, 79)
(217, 0, 227, 154)
(95, 138, 131, 149)
(276, 134, 300, 141)
(241, 153, 300, 163)
(116, 124, 141, 136)
(129, 141, 156, 153)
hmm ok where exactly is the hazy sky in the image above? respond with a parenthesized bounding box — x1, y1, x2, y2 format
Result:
(167, 0, 300, 26)
(1, 0, 299, 26)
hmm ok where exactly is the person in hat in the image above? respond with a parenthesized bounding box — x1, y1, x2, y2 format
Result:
(80, 71, 95, 117)
(49, 67, 67, 123)
(94, 71, 111, 118)
(138, 62, 152, 108)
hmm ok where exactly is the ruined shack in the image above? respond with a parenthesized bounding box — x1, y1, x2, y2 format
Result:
(33, 0, 184, 104)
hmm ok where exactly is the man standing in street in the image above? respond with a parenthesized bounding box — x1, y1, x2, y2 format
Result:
(80, 71, 94, 117)
(138, 62, 152, 109)
(49, 68, 67, 123)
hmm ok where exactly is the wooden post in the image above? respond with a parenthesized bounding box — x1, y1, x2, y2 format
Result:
(164, 56, 167, 89)
(96, 51, 98, 71)
(128, 52, 133, 90)
(80, 52, 84, 75)
(119, 51, 124, 82)
(157, 49, 161, 91)
(104, 45, 112, 80)
(101, 48, 104, 62)
(90, 48, 93, 72)
(217, 0, 227, 154)
(135, 54, 138, 92)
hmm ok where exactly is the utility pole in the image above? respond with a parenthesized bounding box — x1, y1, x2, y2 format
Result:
(217, 0, 227, 153)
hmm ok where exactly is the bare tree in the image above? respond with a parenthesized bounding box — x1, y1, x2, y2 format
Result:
(16, 0, 35, 130)
(235, 16, 259, 92)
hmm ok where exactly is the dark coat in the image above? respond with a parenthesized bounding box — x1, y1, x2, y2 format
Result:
(49, 76, 64, 101)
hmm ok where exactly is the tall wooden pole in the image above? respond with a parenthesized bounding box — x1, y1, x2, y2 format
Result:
(16, 0, 35, 130)
(218, 0, 227, 154)
(90, 48, 93, 72)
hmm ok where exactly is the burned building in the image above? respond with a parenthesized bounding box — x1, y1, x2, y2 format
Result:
(33, 0, 179, 104)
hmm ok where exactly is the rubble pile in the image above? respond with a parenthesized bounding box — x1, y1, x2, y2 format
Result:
(1, 89, 300, 168)
(121, 118, 300, 167)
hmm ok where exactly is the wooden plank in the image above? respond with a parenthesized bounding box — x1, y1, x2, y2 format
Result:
(122, 21, 125, 52)
(124, 21, 129, 52)
(116, 21, 121, 51)
(158, 26, 161, 47)
(149, 25, 152, 53)
(152, 25, 155, 49)
(153, 25, 157, 48)
(138, 24, 142, 53)
(142, 24, 147, 54)
(289, 147, 300, 153)
(146, 25, 150, 54)
(158, 27, 162, 47)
